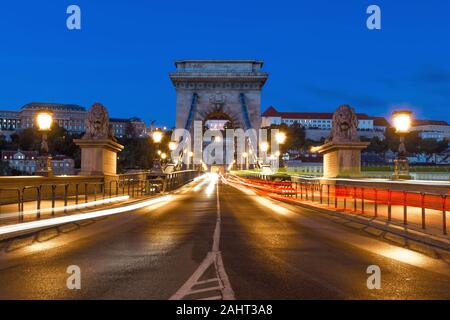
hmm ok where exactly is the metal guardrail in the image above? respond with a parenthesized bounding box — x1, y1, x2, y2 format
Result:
(0, 170, 202, 226)
(163, 170, 201, 191)
(0, 179, 149, 225)
(233, 176, 449, 235)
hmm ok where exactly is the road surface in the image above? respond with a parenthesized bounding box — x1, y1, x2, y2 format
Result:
(0, 175, 449, 299)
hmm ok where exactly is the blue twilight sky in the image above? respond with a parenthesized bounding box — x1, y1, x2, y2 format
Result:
(1, 0, 450, 127)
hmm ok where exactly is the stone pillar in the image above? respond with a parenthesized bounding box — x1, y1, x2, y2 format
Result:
(315, 142, 369, 178)
(315, 104, 369, 178)
(74, 139, 124, 177)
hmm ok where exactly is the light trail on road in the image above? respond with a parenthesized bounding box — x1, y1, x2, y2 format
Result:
(0, 195, 172, 237)
(223, 175, 450, 275)
(0, 195, 130, 221)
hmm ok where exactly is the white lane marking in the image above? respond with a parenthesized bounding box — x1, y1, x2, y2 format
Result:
(0, 195, 172, 237)
(170, 176, 235, 300)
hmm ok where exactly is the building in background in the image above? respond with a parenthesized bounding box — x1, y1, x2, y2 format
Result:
(110, 118, 128, 138)
(0, 102, 149, 139)
(373, 117, 390, 132)
(129, 117, 147, 137)
(19, 102, 86, 133)
(261, 106, 387, 141)
(1, 150, 38, 174)
(110, 117, 148, 138)
(51, 155, 75, 175)
(1, 150, 75, 175)
(0, 110, 21, 141)
(411, 120, 450, 141)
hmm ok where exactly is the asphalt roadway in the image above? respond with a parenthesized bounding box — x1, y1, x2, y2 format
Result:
(0, 174, 449, 299)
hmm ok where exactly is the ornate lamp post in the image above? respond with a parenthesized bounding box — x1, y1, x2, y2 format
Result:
(151, 129, 163, 173)
(242, 152, 248, 170)
(35, 110, 53, 177)
(160, 152, 167, 164)
(275, 131, 286, 144)
(188, 151, 194, 170)
(260, 141, 269, 165)
(275, 131, 286, 168)
(168, 141, 177, 162)
(392, 110, 412, 179)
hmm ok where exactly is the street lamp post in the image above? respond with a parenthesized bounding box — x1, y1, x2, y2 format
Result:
(35, 111, 53, 177)
(160, 152, 167, 164)
(152, 129, 163, 173)
(260, 141, 269, 165)
(242, 152, 248, 170)
(188, 151, 194, 170)
(392, 110, 412, 180)
(275, 131, 286, 169)
(168, 141, 178, 163)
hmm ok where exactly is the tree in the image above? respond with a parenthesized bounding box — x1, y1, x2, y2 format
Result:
(364, 136, 388, 154)
(1, 126, 82, 168)
(418, 138, 448, 155)
(18, 128, 40, 151)
(286, 123, 306, 152)
(117, 136, 158, 172)
(265, 123, 306, 153)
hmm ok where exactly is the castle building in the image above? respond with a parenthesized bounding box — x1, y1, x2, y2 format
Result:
(0, 102, 148, 139)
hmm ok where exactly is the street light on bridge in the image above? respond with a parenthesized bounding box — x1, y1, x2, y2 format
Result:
(242, 152, 248, 170)
(392, 110, 413, 180)
(168, 141, 177, 151)
(260, 141, 269, 165)
(152, 130, 163, 144)
(188, 151, 194, 170)
(275, 131, 286, 168)
(275, 131, 286, 144)
(151, 129, 164, 174)
(35, 110, 53, 177)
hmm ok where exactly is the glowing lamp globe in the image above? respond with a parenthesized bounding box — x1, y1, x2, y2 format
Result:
(260, 142, 269, 152)
(392, 110, 412, 134)
(168, 141, 177, 151)
(275, 132, 286, 144)
(36, 111, 53, 131)
(152, 130, 163, 143)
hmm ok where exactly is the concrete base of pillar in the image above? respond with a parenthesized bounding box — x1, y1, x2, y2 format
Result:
(316, 142, 369, 178)
(74, 139, 124, 176)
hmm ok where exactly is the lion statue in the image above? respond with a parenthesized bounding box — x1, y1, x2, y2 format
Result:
(327, 104, 359, 143)
(83, 103, 115, 140)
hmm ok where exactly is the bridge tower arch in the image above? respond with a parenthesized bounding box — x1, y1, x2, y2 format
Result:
(169, 60, 269, 167)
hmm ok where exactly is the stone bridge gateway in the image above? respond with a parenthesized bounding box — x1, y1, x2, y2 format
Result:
(169, 60, 269, 166)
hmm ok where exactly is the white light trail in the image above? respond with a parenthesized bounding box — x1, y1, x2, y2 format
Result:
(0, 195, 172, 237)
(224, 177, 291, 215)
(194, 178, 210, 191)
(194, 174, 209, 182)
(0, 195, 130, 221)
(206, 173, 218, 196)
